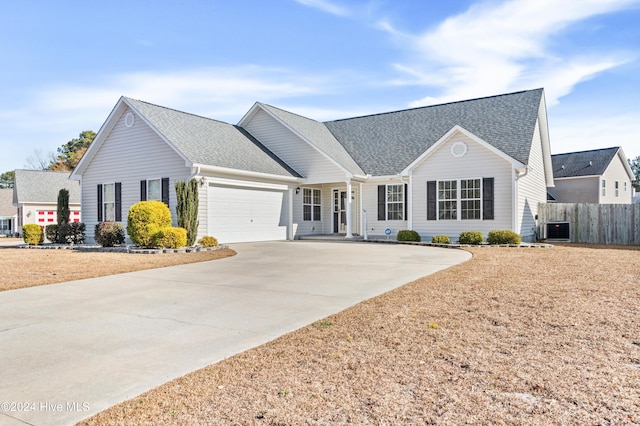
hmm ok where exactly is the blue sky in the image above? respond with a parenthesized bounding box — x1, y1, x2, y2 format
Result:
(1, 0, 639, 174)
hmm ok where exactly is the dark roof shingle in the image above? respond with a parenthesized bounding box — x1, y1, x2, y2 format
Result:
(551, 147, 619, 178)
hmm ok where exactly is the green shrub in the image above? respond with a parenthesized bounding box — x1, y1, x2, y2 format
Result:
(175, 178, 199, 246)
(397, 230, 421, 242)
(23, 224, 44, 245)
(198, 236, 219, 247)
(153, 227, 187, 249)
(431, 235, 450, 244)
(95, 222, 125, 247)
(458, 231, 483, 245)
(45, 224, 59, 242)
(487, 229, 521, 245)
(67, 222, 86, 244)
(127, 201, 172, 248)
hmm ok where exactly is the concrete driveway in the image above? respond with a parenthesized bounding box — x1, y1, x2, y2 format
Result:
(0, 241, 470, 425)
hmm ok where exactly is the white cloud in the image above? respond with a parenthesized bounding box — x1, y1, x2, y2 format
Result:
(293, 0, 349, 16)
(385, 0, 640, 107)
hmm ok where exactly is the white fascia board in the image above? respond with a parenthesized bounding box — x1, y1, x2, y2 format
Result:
(70, 97, 127, 179)
(615, 148, 636, 180)
(537, 93, 555, 187)
(236, 102, 261, 127)
(402, 125, 523, 174)
(365, 174, 405, 181)
(196, 163, 301, 184)
(248, 103, 354, 178)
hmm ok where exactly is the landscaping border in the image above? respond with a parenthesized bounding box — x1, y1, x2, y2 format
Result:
(17, 244, 228, 254)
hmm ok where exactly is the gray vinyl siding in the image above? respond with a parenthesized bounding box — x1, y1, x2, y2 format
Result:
(410, 131, 513, 241)
(360, 180, 407, 238)
(81, 106, 192, 243)
(516, 120, 548, 241)
(601, 155, 634, 204)
(243, 110, 347, 183)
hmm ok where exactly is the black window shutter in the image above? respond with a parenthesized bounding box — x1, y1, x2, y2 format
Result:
(427, 181, 437, 220)
(140, 180, 147, 201)
(97, 184, 103, 222)
(115, 182, 122, 222)
(483, 178, 494, 220)
(162, 177, 170, 207)
(377, 185, 386, 221)
(404, 183, 408, 220)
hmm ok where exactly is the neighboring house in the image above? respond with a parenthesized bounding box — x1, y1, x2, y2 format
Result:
(13, 169, 81, 235)
(548, 147, 635, 204)
(70, 88, 553, 244)
(0, 188, 18, 236)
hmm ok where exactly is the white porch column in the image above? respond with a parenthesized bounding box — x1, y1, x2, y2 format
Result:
(407, 174, 413, 230)
(345, 180, 353, 238)
(287, 186, 294, 240)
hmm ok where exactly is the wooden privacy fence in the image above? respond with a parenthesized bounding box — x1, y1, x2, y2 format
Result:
(538, 203, 640, 245)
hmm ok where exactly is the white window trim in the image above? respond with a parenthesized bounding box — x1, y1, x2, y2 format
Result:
(103, 182, 116, 222)
(601, 179, 606, 197)
(386, 184, 405, 221)
(147, 178, 162, 201)
(436, 178, 483, 221)
(303, 188, 321, 221)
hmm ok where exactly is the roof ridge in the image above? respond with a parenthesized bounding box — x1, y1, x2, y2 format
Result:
(325, 88, 543, 123)
(258, 102, 320, 123)
(551, 146, 619, 157)
(124, 97, 233, 126)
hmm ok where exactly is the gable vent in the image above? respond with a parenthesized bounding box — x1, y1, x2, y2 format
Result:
(125, 112, 135, 128)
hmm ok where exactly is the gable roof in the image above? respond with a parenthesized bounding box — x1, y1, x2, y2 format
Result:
(255, 103, 366, 177)
(324, 89, 544, 176)
(0, 188, 15, 217)
(13, 169, 80, 204)
(551, 147, 623, 178)
(73, 98, 301, 180)
(123, 98, 301, 178)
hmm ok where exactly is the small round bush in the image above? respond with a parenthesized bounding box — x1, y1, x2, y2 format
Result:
(431, 235, 450, 244)
(45, 224, 59, 242)
(127, 201, 172, 248)
(198, 236, 219, 247)
(95, 222, 125, 247)
(23, 224, 44, 245)
(153, 227, 187, 249)
(459, 231, 483, 245)
(397, 230, 421, 242)
(487, 229, 521, 245)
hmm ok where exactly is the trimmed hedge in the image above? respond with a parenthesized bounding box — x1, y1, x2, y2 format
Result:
(153, 227, 187, 249)
(64, 222, 86, 244)
(459, 231, 483, 245)
(127, 201, 172, 248)
(95, 222, 125, 247)
(397, 230, 421, 242)
(431, 235, 450, 244)
(23, 224, 44, 245)
(487, 229, 521, 245)
(45, 224, 59, 242)
(198, 236, 219, 247)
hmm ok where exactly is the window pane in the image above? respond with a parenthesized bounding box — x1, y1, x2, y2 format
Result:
(148, 179, 161, 201)
(303, 205, 311, 221)
(313, 205, 321, 221)
(313, 189, 321, 205)
(103, 183, 115, 203)
(104, 202, 115, 222)
(386, 184, 404, 220)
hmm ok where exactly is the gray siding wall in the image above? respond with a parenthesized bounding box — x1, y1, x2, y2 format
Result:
(243, 110, 346, 183)
(601, 155, 633, 204)
(549, 177, 599, 203)
(516, 120, 548, 241)
(411, 131, 513, 241)
(81, 107, 192, 243)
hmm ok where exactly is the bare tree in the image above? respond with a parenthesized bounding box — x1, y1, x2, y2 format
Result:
(24, 149, 57, 170)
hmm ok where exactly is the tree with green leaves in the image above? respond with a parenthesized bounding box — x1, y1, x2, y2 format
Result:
(175, 178, 200, 246)
(629, 155, 640, 190)
(0, 170, 14, 188)
(50, 130, 96, 171)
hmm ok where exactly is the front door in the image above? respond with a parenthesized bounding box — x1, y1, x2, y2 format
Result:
(333, 190, 347, 233)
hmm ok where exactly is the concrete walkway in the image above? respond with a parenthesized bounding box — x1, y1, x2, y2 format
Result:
(0, 241, 471, 425)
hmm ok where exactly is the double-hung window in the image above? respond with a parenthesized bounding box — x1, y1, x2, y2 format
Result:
(428, 178, 493, 221)
(615, 181, 619, 197)
(601, 179, 606, 197)
(377, 184, 407, 221)
(147, 178, 162, 201)
(140, 177, 170, 207)
(97, 182, 121, 222)
(303, 188, 321, 221)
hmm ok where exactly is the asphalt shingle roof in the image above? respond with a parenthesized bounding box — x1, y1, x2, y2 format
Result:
(551, 147, 619, 178)
(324, 89, 544, 176)
(259, 104, 366, 176)
(125, 98, 301, 178)
(13, 169, 80, 204)
(0, 188, 15, 217)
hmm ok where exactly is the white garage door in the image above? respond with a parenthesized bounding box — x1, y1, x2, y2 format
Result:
(208, 185, 287, 243)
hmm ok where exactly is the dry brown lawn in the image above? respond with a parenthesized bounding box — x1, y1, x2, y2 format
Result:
(71, 244, 640, 425)
(0, 244, 236, 291)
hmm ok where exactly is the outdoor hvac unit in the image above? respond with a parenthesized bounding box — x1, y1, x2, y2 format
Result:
(546, 222, 570, 240)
